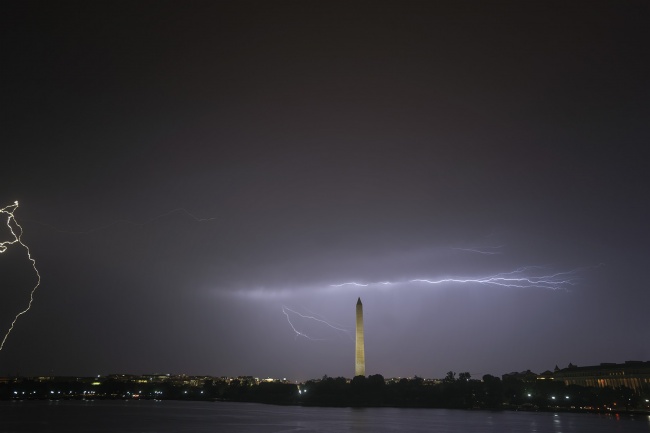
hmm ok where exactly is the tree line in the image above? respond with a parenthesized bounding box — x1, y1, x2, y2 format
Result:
(2, 372, 648, 412)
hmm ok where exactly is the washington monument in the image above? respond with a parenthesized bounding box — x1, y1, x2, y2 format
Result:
(355, 297, 365, 377)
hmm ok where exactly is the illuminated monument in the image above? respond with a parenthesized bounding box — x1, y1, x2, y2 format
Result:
(355, 297, 365, 377)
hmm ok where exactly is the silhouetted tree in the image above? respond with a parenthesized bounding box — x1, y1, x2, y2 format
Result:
(481, 374, 503, 408)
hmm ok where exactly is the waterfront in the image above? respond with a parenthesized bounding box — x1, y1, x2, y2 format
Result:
(1, 400, 648, 433)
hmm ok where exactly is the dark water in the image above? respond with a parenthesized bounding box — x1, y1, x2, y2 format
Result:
(1, 400, 649, 433)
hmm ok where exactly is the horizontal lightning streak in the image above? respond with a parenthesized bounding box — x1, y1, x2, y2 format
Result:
(330, 282, 368, 288)
(452, 246, 503, 255)
(0, 201, 41, 351)
(331, 267, 584, 291)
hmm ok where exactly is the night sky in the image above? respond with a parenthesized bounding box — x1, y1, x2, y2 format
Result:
(1, 1, 649, 381)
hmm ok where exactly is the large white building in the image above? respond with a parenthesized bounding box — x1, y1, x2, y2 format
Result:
(553, 361, 650, 392)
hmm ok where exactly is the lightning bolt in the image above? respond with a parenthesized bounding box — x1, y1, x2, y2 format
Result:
(302, 307, 351, 332)
(0, 201, 41, 351)
(282, 306, 322, 340)
(282, 306, 351, 340)
(331, 266, 586, 291)
(452, 246, 504, 255)
(330, 282, 369, 288)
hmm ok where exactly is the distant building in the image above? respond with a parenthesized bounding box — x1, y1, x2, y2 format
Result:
(355, 297, 365, 377)
(536, 370, 555, 381)
(141, 374, 172, 383)
(553, 361, 650, 392)
(502, 370, 538, 383)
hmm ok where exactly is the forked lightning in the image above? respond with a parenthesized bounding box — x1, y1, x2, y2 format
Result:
(0, 201, 41, 351)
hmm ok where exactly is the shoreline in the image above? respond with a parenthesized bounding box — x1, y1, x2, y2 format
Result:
(3, 397, 650, 417)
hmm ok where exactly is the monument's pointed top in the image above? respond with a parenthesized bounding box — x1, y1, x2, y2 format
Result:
(357, 297, 362, 305)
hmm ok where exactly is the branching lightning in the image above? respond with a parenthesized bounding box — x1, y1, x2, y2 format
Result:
(331, 266, 584, 291)
(282, 265, 586, 337)
(302, 307, 350, 331)
(282, 307, 317, 340)
(0, 201, 41, 351)
(282, 306, 351, 340)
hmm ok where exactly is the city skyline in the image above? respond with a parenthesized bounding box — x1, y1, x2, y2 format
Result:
(1, 2, 649, 381)
(5, 357, 650, 386)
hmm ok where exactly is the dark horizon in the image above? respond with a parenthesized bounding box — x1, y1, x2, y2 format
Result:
(4, 358, 650, 383)
(3, 361, 649, 415)
(1, 1, 649, 382)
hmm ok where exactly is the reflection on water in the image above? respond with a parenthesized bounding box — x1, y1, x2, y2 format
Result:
(349, 407, 372, 433)
(0, 400, 648, 433)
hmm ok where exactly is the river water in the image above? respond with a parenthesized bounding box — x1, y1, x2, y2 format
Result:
(1, 400, 649, 432)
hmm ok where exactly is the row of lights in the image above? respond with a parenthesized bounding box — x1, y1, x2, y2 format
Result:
(526, 393, 570, 400)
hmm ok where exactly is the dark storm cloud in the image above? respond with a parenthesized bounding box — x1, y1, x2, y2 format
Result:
(1, 1, 648, 380)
